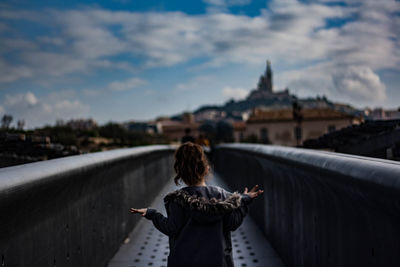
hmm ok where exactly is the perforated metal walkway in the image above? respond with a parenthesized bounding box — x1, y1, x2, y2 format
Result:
(108, 176, 285, 267)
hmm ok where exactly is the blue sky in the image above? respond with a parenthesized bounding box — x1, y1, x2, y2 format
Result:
(0, 0, 399, 128)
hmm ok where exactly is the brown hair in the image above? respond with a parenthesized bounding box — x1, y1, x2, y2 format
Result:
(174, 142, 209, 186)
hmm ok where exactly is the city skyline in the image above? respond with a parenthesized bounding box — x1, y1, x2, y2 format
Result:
(0, 0, 399, 128)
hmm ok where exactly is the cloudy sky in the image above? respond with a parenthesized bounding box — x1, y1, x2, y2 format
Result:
(0, 0, 399, 128)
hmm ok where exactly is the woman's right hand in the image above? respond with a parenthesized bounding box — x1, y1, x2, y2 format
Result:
(130, 208, 148, 216)
(243, 185, 264, 198)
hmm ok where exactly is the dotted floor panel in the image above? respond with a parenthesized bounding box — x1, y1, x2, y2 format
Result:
(111, 225, 170, 267)
(108, 176, 285, 267)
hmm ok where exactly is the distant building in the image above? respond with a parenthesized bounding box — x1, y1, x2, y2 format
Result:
(364, 108, 400, 120)
(232, 121, 246, 142)
(258, 60, 273, 93)
(245, 108, 361, 146)
(192, 60, 361, 128)
(124, 121, 162, 134)
(123, 113, 198, 140)
(194, 110, 227, 122)
(303, 120, 400, 161)
(246, 60, 293, 101)
(157, 116, 200, 142)
(182, 112, 194, 124)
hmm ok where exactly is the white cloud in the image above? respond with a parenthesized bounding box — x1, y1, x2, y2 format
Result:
(5, 91, 38, 106)
(0, 91, 90, 128)
(37, 36, 65, 46)
(203, 0, 252, 13)
(0, 59, 32, 82)
(82, 88, 100, 97)
(332, 66, 386, 103)
(107, 77, 146, 91)
(175, 76, 216, 92)
(0, 0, 399, 107)
(222, 86, 249, 100)
(204, 0, 226, 6)
(1, 38, 37, 52)
(2, 1, 398, 72)
(277, 62, 387, 107)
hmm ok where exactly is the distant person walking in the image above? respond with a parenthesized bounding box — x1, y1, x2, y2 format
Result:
(130, 142, 263, 267)
(181, 128, 195, 143)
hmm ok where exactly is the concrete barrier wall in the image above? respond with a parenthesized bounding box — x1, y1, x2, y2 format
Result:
(0, 145, 175, 267)
(212, 144, 400, 267)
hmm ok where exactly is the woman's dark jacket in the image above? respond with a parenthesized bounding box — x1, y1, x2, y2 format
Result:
(144, 185, 252, 267)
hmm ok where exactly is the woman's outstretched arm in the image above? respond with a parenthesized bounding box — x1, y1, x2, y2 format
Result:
(130, 201, 186, 237)
(223, 185, 264, 231)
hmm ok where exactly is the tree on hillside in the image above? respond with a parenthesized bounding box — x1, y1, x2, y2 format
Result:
(1, 114, 13, 129)
(99, 123, 127, 141)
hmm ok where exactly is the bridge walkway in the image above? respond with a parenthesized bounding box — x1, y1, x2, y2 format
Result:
(108, 174, 285, 267)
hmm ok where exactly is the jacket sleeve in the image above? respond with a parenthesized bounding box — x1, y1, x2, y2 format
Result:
(144, 201, 186, 237)
(223, 194, 252, 231)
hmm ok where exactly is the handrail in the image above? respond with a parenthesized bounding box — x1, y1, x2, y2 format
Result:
(218, 143, 400, 189)
(0, 145, 176, 267)
(0, 145, 175, 196)
(213, 144, 400, 267)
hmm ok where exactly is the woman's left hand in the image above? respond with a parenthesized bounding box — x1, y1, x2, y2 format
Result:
(130, 208, 147, 216)
(243, 185, 264, 199)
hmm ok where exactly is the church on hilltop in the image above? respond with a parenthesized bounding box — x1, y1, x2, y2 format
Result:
(191, 59, 359, 123)
(246, 60, 292, 101)
(258, 60, 273, 93)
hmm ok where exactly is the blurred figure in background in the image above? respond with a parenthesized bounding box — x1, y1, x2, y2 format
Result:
(181, 128, 195, 143)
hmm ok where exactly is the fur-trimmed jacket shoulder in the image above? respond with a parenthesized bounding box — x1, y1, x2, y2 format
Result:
(163, 188, 243, 215)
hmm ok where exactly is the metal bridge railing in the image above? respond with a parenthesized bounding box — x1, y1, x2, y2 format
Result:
(213, 144, 400, 267)
(0, 145, 175, 267)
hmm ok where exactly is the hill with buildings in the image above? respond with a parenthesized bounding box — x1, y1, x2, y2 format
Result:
(186, 60, 362, 122)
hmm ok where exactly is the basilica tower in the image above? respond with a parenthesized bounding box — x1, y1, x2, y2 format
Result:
(257, 60, 273, 93)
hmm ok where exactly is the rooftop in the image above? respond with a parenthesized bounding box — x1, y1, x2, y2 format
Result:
(248, 108, 357, 123)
